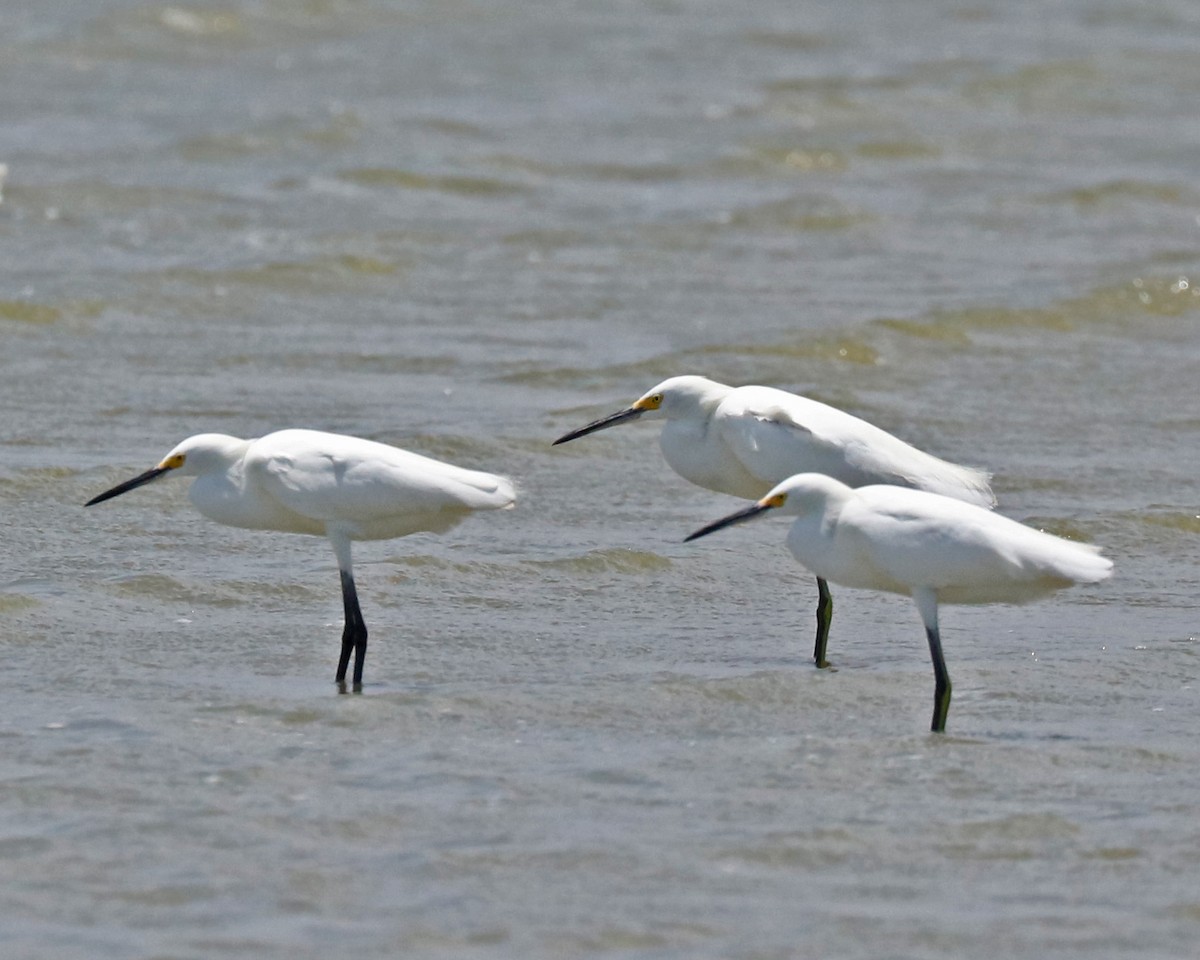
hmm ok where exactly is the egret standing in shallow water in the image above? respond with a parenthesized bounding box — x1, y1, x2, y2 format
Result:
(553, 375, 995, 667)
(85, 429, 516, 688)
(685, 473, 1113, 732)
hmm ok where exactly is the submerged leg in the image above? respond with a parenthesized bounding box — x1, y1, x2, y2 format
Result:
(913, 587, 950, 732)
(330, 532, 367, 689)
(925, 624, 952, 733)
(336, 568, 369, 687)
(813, 577, 833, 668)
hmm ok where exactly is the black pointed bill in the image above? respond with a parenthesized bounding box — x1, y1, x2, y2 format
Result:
(684, 501, 777, 543)
(85, 465, 173, 506)
(552, 405, 644, 445)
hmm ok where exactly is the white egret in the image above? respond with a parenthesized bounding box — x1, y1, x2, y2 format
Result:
(85, 429, 516, 688)
(685, 473, 1113, 732)
(553, 375, 994, 667)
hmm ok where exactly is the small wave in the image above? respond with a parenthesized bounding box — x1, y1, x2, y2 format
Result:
(654, 670, 808, 707)
(484, 153, 688, 183)
(0, 296, 106, 329)
(695, 335, 879, 366)
(1015, 517, 1103, 543)
(218, 352, 457, 375)
(729, 146, 850, 179)
(856, 140, 941, 160)
(0, 466, 80, 496)
(745, 30, 828, 52)
(878, 305, 1075, 341)
(526, 549, 672, 576)
(0, 594, 40, 614)
(875, 275, 1200, 345)
(337, 167, 528, 197)
(0, 300, 61, 324)
(1038, 179, 1194, 209)
(1125, 511, 1200, 537)
(180, 112, 363, 161)
(965, 60, 1115, 114)
(707, 193, 869, 234)
(108, 573, 239, 607)
(958, 812, 1081, 841)
(496, 355, 682, 390)
(1144, 513, 1200, 535)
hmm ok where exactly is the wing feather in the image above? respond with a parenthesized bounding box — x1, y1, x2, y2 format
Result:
(717, 386, 994, 506)
(246, 430, 514, 536)
(842, 487, 1109, 601)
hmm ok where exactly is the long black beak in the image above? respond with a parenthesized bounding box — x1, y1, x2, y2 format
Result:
(552, 406, 644, 445)
(684, 502, 776, 542)
(85, 466, 172, 506)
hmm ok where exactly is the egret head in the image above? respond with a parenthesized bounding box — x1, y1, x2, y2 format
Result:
(161, 434, 248, 476)
(684, 473, 847, 542)
(85, 433, 246, 506)
(636, 376, 729, 421)
(552, 375, 730, 445)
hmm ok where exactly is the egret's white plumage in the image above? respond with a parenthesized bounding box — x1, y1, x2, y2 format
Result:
(86, 429, 516, 687)
(686, 473, 1113, 731)
(554, 375, 994, 665)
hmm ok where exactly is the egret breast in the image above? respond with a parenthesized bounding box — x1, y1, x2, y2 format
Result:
(659, 420, 770, 499)
(189, 470, 324, 535)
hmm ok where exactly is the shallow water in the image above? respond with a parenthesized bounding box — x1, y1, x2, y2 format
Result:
(2, 1, 1199, 957)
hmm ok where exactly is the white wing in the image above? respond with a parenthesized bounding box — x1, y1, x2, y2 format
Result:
(842, 486, 1110, 603)
(248, 429, 515, 538)
(717, 386, 994, 507)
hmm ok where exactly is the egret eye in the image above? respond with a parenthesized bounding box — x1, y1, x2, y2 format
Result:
(632, 393, 665, 412)
(161, 453, 186, 469)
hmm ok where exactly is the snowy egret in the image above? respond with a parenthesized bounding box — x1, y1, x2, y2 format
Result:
(553, 375, 995, 667)
(685, 473, 1113, 732)
(85, 429, 516, 688)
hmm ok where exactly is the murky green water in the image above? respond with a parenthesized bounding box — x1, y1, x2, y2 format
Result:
(2, 2, 1198, 957)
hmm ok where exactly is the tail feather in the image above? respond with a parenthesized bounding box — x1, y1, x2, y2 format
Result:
(453, 470, 517, 512)
(1049, 541, 1113, 585)
(910, 460, 996, 510)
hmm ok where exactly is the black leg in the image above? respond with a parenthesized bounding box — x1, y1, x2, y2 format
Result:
(925, 624, 952, 733)
(336, 568, 368, 688)
(813, 577, 833, 668)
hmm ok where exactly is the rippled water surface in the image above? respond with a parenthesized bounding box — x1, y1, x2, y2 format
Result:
(2, 2, 1199, 957)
